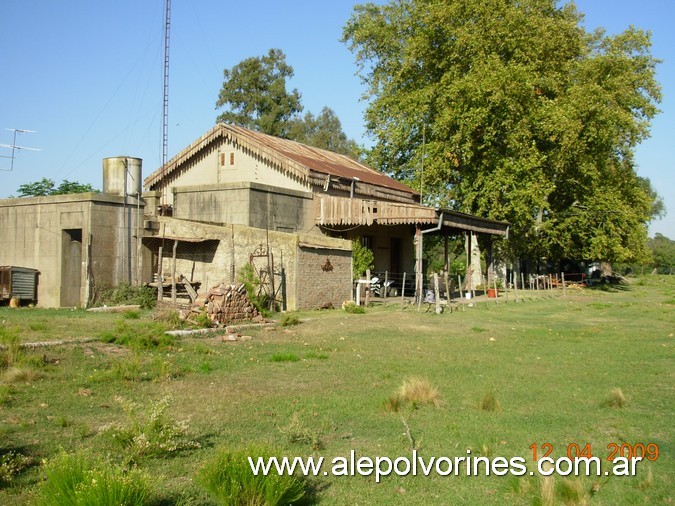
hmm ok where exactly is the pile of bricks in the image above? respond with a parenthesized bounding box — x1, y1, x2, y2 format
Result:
(191, 283, 261, 325)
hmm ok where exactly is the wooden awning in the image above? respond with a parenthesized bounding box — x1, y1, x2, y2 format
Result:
(316, 195, 509, 236)
(316, 195, 436, 226)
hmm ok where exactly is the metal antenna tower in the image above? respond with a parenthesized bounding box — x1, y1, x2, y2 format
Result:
(0, 128, 41, 171)
(161, 0, 171, 208)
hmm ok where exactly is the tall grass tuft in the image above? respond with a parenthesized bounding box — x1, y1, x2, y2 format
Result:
(0, 327, 21, 368)
(197, 446, 305, 506)
(479, 391, 500, 412)
(557, 478, 589, 505)
(36, 451, 151, 506)
(385, 377, 442, 411)
(604, 387, 626, 408)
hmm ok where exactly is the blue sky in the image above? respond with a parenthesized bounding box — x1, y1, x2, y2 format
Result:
(1, 0, 673, 238)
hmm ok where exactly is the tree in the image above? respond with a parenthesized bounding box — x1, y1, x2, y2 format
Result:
(215, 48, 303, 138)
(216, 50, 363, 158)
(343, 0, 662, 265)
(287, 107, 362, 159)
(648, 233, 675, 274)
(15, 178, 97, 197)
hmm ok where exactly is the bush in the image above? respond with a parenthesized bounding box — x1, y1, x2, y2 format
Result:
(343, 302, 365, 314)
(197, 446, 305, 506)
(36, 452, 151, 506)
(93, 283, 156, 310)
(352, 239, 374, 279)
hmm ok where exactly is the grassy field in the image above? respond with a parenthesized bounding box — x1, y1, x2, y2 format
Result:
(0, 276, 673, 505)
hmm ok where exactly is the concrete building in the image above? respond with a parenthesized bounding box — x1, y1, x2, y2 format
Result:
(0, 124, 508, 309)
(0, 190, 144, 308)
(144, 124, 509, 308)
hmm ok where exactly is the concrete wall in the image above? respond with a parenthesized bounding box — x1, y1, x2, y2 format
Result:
(0, 194, 144, 307)
(172, 182, 315, 233)
(148, 217, 351, 310)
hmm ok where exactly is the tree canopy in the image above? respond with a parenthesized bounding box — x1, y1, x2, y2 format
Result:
(343, 0, 663, 264)
(216, 49, 303, 138)
(216, 49, 361, 159)
(15, 178, 98, 197)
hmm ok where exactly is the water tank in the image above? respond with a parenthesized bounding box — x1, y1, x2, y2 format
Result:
(102, 156, 143, 196)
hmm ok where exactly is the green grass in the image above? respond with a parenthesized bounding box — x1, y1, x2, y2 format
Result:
(0, 276, 673, 504)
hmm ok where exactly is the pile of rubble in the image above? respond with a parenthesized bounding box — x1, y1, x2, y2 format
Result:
(190, 283, 263, 325)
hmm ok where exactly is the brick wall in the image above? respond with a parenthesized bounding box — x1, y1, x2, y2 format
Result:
(296, 247, 352, 310)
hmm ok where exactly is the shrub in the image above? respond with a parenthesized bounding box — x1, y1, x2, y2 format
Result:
(93, 282, 156, 310)
(352, 239, 374, 279)
(35, 452, 151, 506)
(197, 446, 305, 506)
(343, 302, 365, 314)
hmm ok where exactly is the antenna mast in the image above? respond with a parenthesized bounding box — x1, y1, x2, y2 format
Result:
(0, 128, 41, 171)
(161, 0, 171, 209)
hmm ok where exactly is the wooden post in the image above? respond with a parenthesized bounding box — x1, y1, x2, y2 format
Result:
(434, 273, 441, 314)
(400, 272, 406, 310)
(513, 271, 519, 302)
(414, 224, 423, 305)
(493, 278, 499, 305)
(156, 245, 163, 302)
(521, 272, 526, 300)
(562, 272, 567, 297)
(171, 240, 177, 303)
(444, 271, 451, 313)
(458, 275, 465, 311)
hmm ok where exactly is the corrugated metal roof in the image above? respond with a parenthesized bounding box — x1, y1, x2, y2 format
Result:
(144, 123, 418, 196)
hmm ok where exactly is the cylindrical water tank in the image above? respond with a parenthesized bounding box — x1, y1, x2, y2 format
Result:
(102, 156, 143, 196)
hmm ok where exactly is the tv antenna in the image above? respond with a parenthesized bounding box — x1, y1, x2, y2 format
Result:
(0, 128, 41, 171)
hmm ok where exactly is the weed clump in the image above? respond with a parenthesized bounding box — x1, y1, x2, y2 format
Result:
(385, 377, 442, 412)
(99, 321, 175, 349)
(0, 450, 33, 486)
(93, 282, 156, 310)
(604, 387, 626, 408)
(197, 446, 305, 506)
(479, 391, 501, 412)
(269, 353, 300, 363)
(343, 302, 365, 314)
(279, 313, 300, 327)
(98, 396, 200, 461)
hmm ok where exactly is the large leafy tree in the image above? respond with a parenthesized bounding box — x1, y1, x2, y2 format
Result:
(287, 107, 362, 158)
(215, 48, 303, 138)
(15, 178, 97, 197)
(216, 50, 362, 158)
(343, 0, 662, 264)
